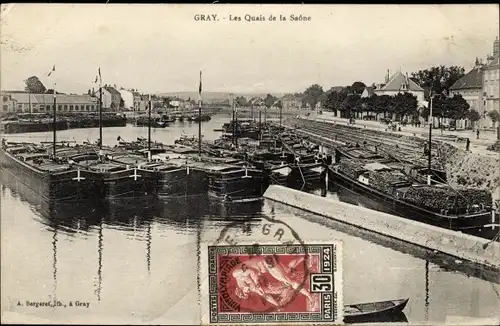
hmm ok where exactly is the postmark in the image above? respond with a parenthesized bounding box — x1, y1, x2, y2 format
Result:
(199, 213, 343, 325)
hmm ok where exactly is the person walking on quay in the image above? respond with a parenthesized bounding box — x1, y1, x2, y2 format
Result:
(477, 129, 480, 140)
(466, 138, 470, 151)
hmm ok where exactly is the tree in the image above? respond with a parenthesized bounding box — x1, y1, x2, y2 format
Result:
(235, 96, 248, 107)
(24, 76, 47, 93)
(45, 89, 64, 95)
(487, 110, 500, 125)
(341, 94, 361, 118)
(351, 81, 366, 95)
(411, 66, 465, 99)
(119, 98, 125, 108)
(275, 100, 283, 109)
(264, 94, 277, 108)
(324, 90, 339, 112)
(487, 111, 500, 139)
(303, 84, 324, 110)
(420, 94, 470, 126)
(446, 94, 470, 120)
(466, 109, 481, 130)
(374, 94, 392, 119)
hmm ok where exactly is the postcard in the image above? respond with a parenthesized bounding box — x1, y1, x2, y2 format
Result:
(1, 3, 499, 325)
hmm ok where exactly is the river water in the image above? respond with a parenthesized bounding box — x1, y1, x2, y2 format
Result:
(1, 114, 499, 324)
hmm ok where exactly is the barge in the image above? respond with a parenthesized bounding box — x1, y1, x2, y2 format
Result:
(328, 147, 492, 229)
(0, 140, 102, 201)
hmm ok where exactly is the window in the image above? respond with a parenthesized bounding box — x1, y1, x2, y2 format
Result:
(91, 105, 95, 111)
(86, 105, 90, 111)
(75, 105, 80, 111)
(18, 104, 22, 111)
(64, 105, 68, 111)
(3, 105, 8, 111)
(58, 105, 62, 111)
(46, 105, 51, 111)
(69, 105, 74, 111)
(3, 96, 8, 102)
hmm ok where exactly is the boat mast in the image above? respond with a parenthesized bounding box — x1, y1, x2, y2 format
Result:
(198, 71, 202, 157)
(148, 94, 151, 159)
(231, 94, 235, 145)
(427, 93, 433, 185)
(53, 84, 57, 158)
(235, 100, 238, 148)
(258, 103, 262, 140)
(279, 102, 283, 129)
(99, 82, 103, 150)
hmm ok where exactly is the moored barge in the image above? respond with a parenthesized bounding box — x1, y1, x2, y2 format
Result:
(0, 140, 102, 201)
(328, 147, 493, 229)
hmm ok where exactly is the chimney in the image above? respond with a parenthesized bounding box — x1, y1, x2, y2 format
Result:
(474, 57, 484, 69)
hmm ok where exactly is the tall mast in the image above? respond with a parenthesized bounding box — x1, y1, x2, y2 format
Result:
(53, 84, 57, 158)
(198, 71, 202, 157)
(99, 84, 103, 149)
(235, 100, 238, 148)
(258, 104, 262, 140)
(148, 94, 152, 158)
(427, 93, 433, 184)
(279, 102, 283, 129)
(29, 92, 32, 114)
(231, 95, 235, 145)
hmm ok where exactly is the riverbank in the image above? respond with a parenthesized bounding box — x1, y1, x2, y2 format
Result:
(286, 114, 500, 205)
(264, 185, 500, 271)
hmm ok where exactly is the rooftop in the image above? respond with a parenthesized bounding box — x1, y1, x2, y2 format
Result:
(450, 67, 483, 90)
(103, 86, 121, 96)
(2, 92, 96, 104)
(379, 71, 424, 92)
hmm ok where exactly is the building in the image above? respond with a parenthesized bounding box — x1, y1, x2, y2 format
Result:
(483, 36, 499, 128)
(450, 58, 485, 128)
(374, 70, 425, 103)
(361, 86, 375, 98)
(119, 89, 135, 110)
(1, 93, 17, 113)
(1, 91, 97, 114)
(101, 86, 122, 111)
(132, 92, 142, 111)
(281, 94, 303, 110)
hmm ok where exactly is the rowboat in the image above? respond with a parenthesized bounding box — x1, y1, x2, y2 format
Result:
(344, 298, 409, 323)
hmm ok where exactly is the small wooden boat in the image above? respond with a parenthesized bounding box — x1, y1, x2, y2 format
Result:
(344, 298, 409, 323)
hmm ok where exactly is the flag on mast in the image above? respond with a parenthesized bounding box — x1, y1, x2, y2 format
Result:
(198, 71, 202, 99)
(47, 65, 55, 77)
(94, 67, 102, 85)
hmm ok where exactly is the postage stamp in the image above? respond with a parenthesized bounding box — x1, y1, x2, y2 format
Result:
(199, 214, 343, 325)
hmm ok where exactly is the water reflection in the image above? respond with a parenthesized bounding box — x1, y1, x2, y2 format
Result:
(1, 167, 499, 323)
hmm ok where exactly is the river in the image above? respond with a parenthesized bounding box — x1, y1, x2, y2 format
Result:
(1, 114, 499, 324)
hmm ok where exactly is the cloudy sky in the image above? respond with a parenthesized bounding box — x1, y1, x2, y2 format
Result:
(1, 4, 498, 95)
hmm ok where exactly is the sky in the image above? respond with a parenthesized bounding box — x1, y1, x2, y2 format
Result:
(1, 4, 499, 95)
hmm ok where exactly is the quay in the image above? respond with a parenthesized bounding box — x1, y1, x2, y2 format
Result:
(264, 185, 500, 271)
(1, 113, 127, 134)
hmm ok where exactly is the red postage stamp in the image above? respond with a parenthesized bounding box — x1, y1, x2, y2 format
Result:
(202, 243, 342, 324)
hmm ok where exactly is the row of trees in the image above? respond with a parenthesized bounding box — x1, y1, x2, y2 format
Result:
(233, 94, 282, 109)
(295, 65, 481, 121)
(325, 92, 420, 120)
